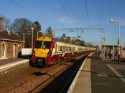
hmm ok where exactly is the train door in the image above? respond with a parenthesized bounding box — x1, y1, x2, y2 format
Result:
(62, 43, 65, 57)
(51, 43, 57, 55)
(55, 44, 57, 53)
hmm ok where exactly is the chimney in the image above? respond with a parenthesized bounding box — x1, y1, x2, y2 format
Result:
(0, 17, 3, 31)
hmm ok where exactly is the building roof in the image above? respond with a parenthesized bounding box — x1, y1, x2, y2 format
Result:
(0, 30, 22, 42)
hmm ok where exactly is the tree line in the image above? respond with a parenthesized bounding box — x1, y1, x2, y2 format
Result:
(1, 16, 94, 48)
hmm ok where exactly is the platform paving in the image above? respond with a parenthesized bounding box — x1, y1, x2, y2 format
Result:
(68, 52, 125, 93)
(0, 58, 29, 74)
(0, 58, 23, 65)
(91, 53, 125, 93)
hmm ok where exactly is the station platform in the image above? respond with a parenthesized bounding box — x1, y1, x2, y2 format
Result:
(68, 52, 125, 93)
(0, 58, 29, 74)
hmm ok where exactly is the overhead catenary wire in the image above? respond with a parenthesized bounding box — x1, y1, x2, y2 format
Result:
(59, 0, 82, 38)
(9, 0, 42, 19)
(84, 0, 90, 28)
(58, 0, 78, 28)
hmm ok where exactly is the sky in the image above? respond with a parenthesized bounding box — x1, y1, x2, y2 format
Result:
(0, 0, 125, 47)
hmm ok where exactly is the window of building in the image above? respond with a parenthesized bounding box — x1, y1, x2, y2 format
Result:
(1, 43, 6, 57)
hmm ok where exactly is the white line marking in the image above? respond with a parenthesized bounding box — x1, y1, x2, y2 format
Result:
(0, 60, 29, 72)
(107, 64, 125, 84)
(67, 53, 93, 93)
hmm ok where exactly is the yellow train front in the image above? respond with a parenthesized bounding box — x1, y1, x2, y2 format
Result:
(30, 36, 53, 67)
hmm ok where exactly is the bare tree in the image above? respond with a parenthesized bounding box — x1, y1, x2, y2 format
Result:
(60, 33, 66, 42)
(33, 21, 41, 31)
(45, 27, 54, 38)
(66, 36, 71, 43)
(11, 18, 33, 48)
(11, 18, 32, 35)
(33, 21, 42, 40)
(80, 40, 85, 46)
(32, 21, 42, 43)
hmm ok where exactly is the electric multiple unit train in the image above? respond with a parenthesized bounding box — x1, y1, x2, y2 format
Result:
(30, 36, 96, 67)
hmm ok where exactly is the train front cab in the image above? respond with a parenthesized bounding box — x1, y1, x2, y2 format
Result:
(30, 36, 53, 67)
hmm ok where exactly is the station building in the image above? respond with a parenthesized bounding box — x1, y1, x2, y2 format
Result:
(0, 17, 23, 59)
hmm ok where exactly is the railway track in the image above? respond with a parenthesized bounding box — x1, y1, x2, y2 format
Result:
(40, 55, 87, 93)
(0, 54, 88, 93)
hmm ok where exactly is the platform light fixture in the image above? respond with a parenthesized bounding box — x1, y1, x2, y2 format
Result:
(31, 27, 34, 48)
(110, 19, 120, 64)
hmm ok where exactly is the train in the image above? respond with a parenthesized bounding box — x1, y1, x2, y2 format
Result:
(30, 36, 96, 67)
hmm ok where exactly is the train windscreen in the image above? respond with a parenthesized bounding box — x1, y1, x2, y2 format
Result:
(35, 41, 51, 49)
(43, 41, 51, 49)
(35, 41, 42, 48)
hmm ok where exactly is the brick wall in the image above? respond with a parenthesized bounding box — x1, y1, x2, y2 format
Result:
(0, 40, 22, 58)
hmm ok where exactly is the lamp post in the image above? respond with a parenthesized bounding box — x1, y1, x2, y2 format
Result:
(52, 30, 55, 38)
(22, 33, 25, 48)
(103, 33, 106, 60)
(31, 27, 34, 48)
(110, 19, 120, 64)
(70, 31, 74, 44)
(37, 30, 41, 38)
(37, 31, 39, 38)
(101, 31, 105, 60)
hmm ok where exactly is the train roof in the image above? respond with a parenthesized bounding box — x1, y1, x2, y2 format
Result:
(53, 38, 82, 47)
(36, 36, 94, 48)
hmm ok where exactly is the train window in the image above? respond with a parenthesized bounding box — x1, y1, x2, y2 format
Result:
(71, 47, 74, 51)
(35, 41, 42, 48)
(65, 46, 67, 51)
(66, 47, 68, 51)
(69, 47, 71, 51)
(60, 46, 62, 51)
(43, 41, 51, 49)
(68, 47, 70, 51)
(67, 47, 70, 51)
(62, 46, 66, 52)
